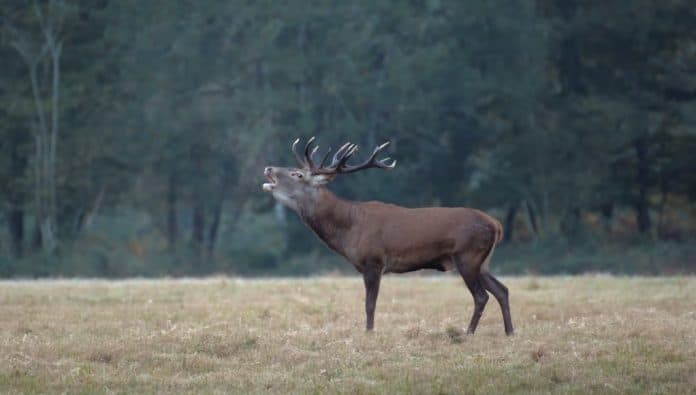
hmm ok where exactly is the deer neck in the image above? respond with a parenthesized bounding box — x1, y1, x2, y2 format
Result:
(297, 188, 358, 257)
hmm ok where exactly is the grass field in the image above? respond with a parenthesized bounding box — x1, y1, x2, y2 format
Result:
(0, 275, 694, 394)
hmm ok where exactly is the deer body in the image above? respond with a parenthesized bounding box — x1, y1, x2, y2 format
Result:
(263, 138, 513, 335)
(299, 188, 500, 274)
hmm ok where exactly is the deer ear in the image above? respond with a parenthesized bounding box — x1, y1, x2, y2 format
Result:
(310, 174, 335, 186)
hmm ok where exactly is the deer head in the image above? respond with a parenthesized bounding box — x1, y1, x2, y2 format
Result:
(262, 137, 396, 211)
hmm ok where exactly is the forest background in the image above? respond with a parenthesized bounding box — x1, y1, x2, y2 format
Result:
(1, 0, 695, 277)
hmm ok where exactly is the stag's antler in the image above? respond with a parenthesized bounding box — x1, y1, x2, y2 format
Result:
(292, 137, 396, 175)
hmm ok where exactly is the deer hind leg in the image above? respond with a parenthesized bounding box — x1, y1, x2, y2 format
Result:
(452, 254, 488, 334)
(480, 271, 514, 335)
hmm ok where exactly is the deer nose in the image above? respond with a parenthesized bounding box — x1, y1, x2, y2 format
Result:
(264, 167, 272, 175)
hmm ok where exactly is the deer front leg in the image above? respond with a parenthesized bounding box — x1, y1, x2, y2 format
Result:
(362, 269, 382, 331)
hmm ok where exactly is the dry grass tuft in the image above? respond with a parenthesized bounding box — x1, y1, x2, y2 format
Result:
(445, 326, 464, 344)
(526, 277, 542, 291)
(1, 275, 695, 394)
(531, 345, 545, 362)
(87, 350, 114, 364)
(403, 326, 421, 340)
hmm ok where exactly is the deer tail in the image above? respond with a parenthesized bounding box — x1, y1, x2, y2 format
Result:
(496, 218, 504, 244)
(481, 219, 503, 273)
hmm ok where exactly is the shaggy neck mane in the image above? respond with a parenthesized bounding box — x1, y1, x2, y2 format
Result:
(297, 188, 357, 257)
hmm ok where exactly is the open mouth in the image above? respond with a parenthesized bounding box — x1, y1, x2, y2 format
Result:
(262, 171, 276, 192)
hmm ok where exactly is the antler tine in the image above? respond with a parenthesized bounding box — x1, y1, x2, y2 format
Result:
(303, 136, 317, 169)
(319, 146, 332, 168)
(333, 142, 352, 160)
(292, 138, 307, 167)
(369, 141, 392, 165)
(337, 140, 396, 173)
(324, 142, 351, 169)
(327, 143, 356, 169)
(306, 142, 346, 174)
(380, 158, 397, 168)
(308, 139, 396, 175)
(338, 143, 359, 167)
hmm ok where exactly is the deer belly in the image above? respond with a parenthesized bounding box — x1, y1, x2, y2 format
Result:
(383, 255, 455, 274)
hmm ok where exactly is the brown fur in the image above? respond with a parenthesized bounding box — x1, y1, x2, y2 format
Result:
(300, 190, 498, 275)
(263, 165, 513, 334)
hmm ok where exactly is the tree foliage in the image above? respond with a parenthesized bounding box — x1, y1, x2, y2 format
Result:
(0, 0, 694, 276)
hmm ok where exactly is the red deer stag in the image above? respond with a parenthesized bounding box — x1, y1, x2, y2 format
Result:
(262, 137, 513, 335)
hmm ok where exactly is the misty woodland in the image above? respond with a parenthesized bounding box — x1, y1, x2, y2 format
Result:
(0, 1, 695, 277)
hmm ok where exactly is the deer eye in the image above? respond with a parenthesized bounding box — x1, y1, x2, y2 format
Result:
(292, 172, 303, 179)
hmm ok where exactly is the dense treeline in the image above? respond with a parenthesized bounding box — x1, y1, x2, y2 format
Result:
(0, 1, 694, 277)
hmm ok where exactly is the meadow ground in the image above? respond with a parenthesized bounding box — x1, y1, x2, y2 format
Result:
(0, 275, 694, 394)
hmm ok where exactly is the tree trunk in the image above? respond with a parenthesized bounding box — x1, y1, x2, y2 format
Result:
(190, 144, 206, 254)
(526, 201, 539, 237)
(656, 181, 669, 240)
(560, 206, 582, 237)
(32, 219, 42, 250)
(206, 201, 222, 259)
(206, 183, 227, 259)
(600, 202, 614, 235)
(503, 202, 518, 242)
(8, 208, 24, 258)
(7, 133, 26, 256)
(8, 127, 29, 258)
(166, 171, 178, 249)
(8, 2, 66, 252)
(81, 185, 105, 232)
(47, 38, 62, 248)
(192, 198, 205, 250)
(634, 138, 651, 234)
(29, 62, 57, 251)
